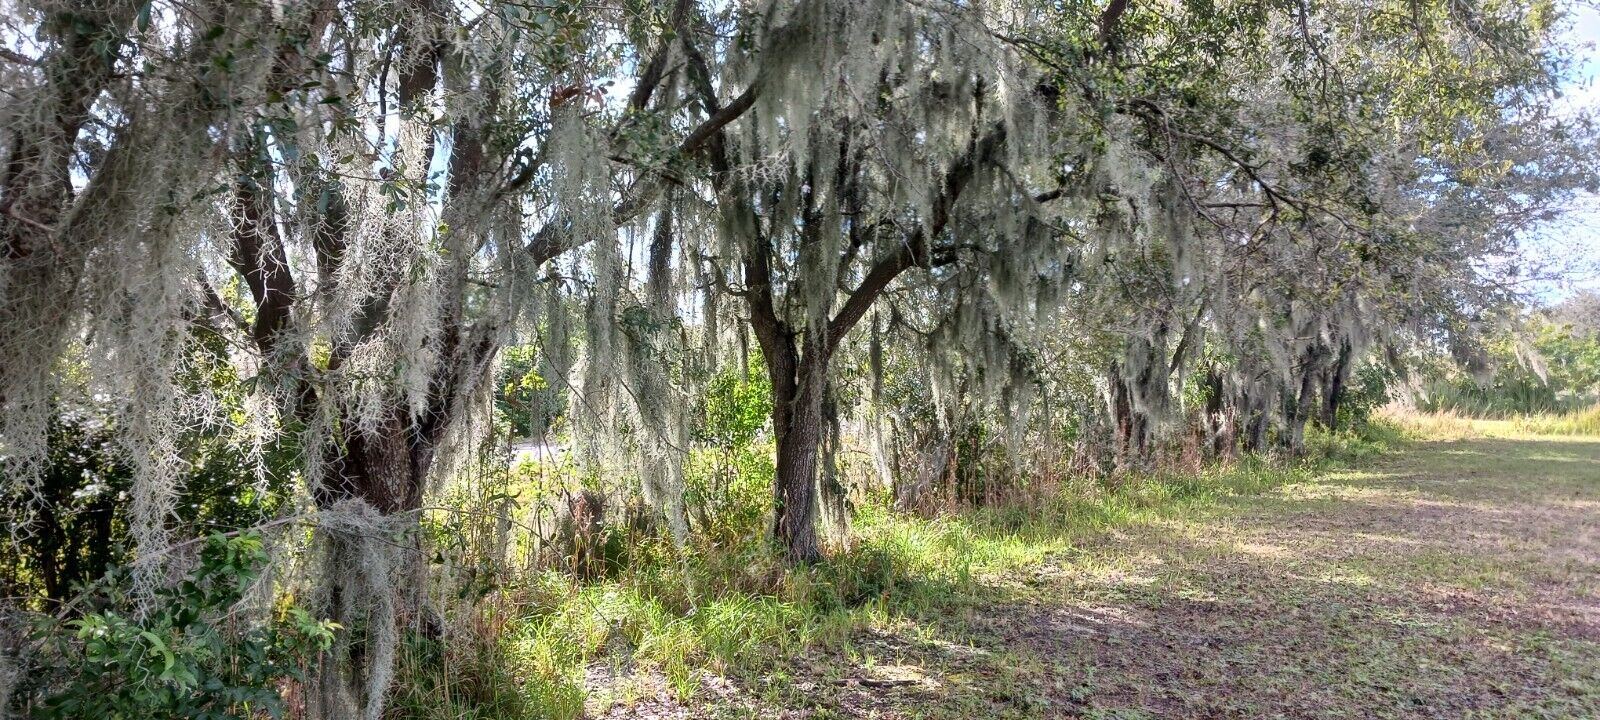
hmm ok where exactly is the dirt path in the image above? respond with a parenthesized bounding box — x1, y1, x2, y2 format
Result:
(600, 434, 1600, 719)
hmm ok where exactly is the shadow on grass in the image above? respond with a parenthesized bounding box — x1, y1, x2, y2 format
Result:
(667, 435, 1600, 719)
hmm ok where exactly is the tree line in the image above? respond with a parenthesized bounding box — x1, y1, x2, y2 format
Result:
(1, 0, 1595, 716)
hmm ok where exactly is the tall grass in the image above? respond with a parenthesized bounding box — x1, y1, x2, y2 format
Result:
(1379, 404, 1600, 440)
(1376, 407, 1489, 440)
(1512, 404, 1600, 436)
(1414, 376, 1600, 419)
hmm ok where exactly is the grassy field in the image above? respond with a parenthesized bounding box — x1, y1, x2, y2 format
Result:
(398, 418, 1600, 719)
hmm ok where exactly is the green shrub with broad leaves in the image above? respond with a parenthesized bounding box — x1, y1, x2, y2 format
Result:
(22, 532, 336, 720)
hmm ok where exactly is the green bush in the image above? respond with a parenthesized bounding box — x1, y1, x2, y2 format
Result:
(2, 333, 294, 607)
(683, 444, 774, 544)
(1337, 362, 1394, 429)
(695, 364, 772, 449)
(684, 364, 776, 542)
(22, 533, 336, 720)
(497, 344, 568, 439)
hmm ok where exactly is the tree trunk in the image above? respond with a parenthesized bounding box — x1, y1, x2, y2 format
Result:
(0, 4, 131, 259)
(817, 382, 850, 544)
(308, 408, 439, 720)
(1107, 363, 1153, 473)
(0, 3, 136, 421)
(1318, 340, 1353, 431)
(1202, 367, 1232, 459)
(1241, 389, 1269, 453)
(323, 415, 435, 512)
(1284, 346, 1325, 455)
(307, 330, 493, 719)
(767, 338, 826, 564)
(1108, 363, 1136, 471)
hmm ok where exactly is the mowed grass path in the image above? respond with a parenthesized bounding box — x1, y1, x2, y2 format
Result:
(614, 429, 1600, 719)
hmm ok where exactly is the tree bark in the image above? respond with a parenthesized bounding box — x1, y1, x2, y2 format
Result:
(765, 334, 827, 564)
(317, 412, 435, 513)
(0, 3, 136, 416)
(1240, 388, 1269, 453)
(1284, 345, 1325, 455)
(1318, 339, 1353, 431)
(0, 3, 133, 260)
(817, 380, 849, 542)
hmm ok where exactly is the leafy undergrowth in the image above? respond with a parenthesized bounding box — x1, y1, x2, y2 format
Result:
(390, 420, 1600, 719)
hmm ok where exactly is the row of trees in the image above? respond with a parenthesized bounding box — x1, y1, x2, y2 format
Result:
(2, 0, 1594, 716)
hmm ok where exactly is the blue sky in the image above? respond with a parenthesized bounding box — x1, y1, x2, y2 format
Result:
(1536, 1, 1600, 302)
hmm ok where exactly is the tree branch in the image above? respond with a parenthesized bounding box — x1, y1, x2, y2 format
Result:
(0, 48, 38, 67)
(521, 40, 761, 265)
(826, 124, 1009, 354)
(195, 272, 250, 336)
(226, 170, 299, 358)
(680, 83, 759, 156)
(1098, 0, 1131, 51)
(627, 0, 696, 113)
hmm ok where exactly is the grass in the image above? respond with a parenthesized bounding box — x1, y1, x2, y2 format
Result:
(390, 424, 1406, 719)
(391, 413, 1600, 718)
(1378, 403, 1600, 440)
(1514, 404, 1600, 436)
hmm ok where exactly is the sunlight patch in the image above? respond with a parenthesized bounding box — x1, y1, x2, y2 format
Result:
(1295, 567, 1377, 587)
(1234, 541, 1293, 559)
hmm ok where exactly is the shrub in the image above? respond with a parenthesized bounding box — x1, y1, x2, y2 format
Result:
(20, 533, 335, 720)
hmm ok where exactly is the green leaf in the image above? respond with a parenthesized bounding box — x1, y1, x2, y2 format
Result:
(139, 630, 176, 673)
